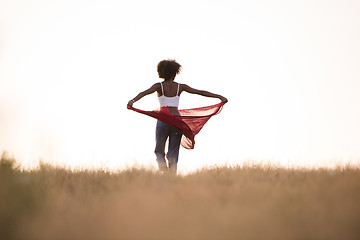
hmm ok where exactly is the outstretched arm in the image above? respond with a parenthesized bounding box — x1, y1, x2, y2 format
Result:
(181, 84, 228, 103)
(128, 83, 159, 107)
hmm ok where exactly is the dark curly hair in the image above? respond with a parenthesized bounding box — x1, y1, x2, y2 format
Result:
(157, 59, 182, 81)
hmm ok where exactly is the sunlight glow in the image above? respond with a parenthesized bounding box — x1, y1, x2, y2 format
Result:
(1, 0, 360, 173)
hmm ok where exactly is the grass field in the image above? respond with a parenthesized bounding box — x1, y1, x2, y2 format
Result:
(1, 154, 360, 240)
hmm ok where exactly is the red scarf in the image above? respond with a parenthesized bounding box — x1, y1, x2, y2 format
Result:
(127, 102, 225, 149)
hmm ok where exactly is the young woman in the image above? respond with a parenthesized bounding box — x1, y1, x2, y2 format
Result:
(128, 59, 227, 174)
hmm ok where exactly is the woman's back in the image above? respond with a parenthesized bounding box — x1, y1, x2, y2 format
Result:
(158, 81, 181, 115)
(158, 81, 180, 97)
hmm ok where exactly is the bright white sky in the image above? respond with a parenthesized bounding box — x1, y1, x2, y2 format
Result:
(1, 0, 360, 173)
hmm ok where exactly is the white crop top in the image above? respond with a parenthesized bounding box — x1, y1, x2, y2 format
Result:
(158, 82, 180, 107)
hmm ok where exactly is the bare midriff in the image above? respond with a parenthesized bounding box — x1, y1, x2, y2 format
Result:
(168, 107, 180, 116)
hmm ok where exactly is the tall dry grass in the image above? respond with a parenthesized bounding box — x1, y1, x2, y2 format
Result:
(1, 153, 360, 240)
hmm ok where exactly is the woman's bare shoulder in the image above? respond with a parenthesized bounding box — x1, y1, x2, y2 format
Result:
(151, 82, 161, 89)
(180, 84, 195, 92)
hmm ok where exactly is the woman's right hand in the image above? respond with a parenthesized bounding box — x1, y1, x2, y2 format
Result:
(219, 96, 228, 103)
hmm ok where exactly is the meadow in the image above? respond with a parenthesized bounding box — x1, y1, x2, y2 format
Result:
(1, 154, 360, 240)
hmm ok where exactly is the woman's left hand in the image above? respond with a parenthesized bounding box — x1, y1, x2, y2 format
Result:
(128, 100, 134, 107)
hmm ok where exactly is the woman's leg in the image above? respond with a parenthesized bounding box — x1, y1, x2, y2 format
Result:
(154, 121, 169, 171)
(167, 126, 182, 174)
